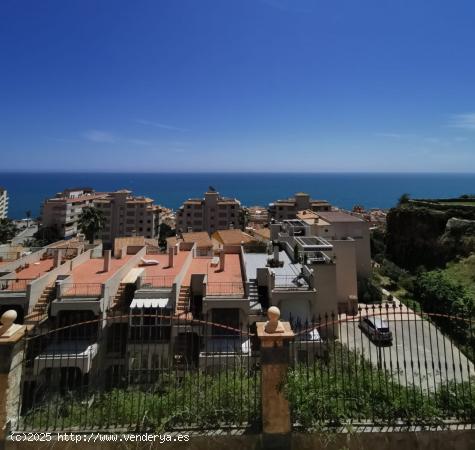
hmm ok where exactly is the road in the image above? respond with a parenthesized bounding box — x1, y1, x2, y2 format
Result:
(11, 224, 38, 245)
(339, 301, 474, 390)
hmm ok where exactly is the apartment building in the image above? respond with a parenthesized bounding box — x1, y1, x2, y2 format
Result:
(41, 188, 160, 243)
(0, 187, 9, 218)
(15, 230, 352, 396)
(268, 192, 330, 221)
(94, 190, 160, 243)
(176, 189, 242, 233)
(296, 209, 372, 277)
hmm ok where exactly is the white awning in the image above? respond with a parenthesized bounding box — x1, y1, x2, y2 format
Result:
(130, 298, 170, 309)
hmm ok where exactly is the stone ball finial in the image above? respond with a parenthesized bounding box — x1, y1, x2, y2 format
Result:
(267, 306, 280, 322)
(1, 309, 17, 328)
(265, 306, 284, 334)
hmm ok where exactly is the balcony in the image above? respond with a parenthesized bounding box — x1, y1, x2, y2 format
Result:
(140, 276, 175, 289)
(205, 282, 245, 298)
(0, 278, 34, 293)
(60, 283, 103, 298)
(274, 274, 310, 290)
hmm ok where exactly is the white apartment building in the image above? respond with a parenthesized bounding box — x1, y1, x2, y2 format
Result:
(0, 187, 9, 219)
(176, 189, 242, 233)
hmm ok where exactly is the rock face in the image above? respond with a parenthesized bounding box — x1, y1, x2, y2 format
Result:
(386, 203, 475, 271)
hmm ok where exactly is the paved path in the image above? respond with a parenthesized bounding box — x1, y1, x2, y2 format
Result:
(339, 299, 474, 390)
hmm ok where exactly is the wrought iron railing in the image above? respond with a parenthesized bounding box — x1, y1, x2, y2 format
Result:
(140, 276, 175, 289)
(205, 282, 245, 297)
(288, 303, 475, 427)
(0, 278, 34, 292)
(60, 283, 103, 298)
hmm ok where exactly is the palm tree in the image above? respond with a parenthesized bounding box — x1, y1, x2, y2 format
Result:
(25, 210, 32, 227)
(78, 207, 106, 244)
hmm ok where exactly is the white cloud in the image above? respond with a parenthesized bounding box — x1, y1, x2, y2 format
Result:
(83, 130, 116, 143)
(373, 132, 404, 139)
(135, 119, 188, 132)
(450, 113, 475, 130)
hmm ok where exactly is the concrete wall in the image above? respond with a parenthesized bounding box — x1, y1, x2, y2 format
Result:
(102, 247, 146, 311)
(0, 249, 47, 275)
(331, 239, 358, 307)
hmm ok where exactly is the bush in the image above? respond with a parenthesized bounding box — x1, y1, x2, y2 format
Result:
(357, 277, 382, 304)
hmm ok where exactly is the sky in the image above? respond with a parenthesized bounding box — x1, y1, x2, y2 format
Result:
(1, 0, 475, 173)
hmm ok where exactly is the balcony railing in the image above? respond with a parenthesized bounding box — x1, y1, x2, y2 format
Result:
(205, 282, 245, 297)
(274, 275, 309, 290)
(60, 283, 103, 298)
(0, 278, 34, 292)
(0, 251, 19, 262)
(141, 276, 175, 289)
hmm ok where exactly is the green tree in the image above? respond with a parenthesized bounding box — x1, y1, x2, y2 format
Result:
(398, 193, 411, 205)
(239, 208, 250, 231)
(78, 207, 106, 244)
(158, 223, 175, 248)
(32, 225, 62, 246)
(0, 219, 18, 244)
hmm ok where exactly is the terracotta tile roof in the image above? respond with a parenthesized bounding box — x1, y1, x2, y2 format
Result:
(212, 229, 255, 246)
(181, 231, 213, 248)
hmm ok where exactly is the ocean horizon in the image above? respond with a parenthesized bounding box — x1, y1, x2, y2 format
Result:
(1, 172, 475, 219)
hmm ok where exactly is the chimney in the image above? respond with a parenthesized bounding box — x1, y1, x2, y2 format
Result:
(54, 249, 63, 268)
(168, 246, 174, 268)
(103, 250, 111, 272)
(273, 245, 280, 263)
(219, 250, 225, 271)
(270, 223, 280, 241)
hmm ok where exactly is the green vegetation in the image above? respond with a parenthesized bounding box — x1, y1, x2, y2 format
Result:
(445, 254, 475, 296)
(0, 218, 18, 244)
(28, 225, 62, 247)
(385, 200, 475, 271)
(287, 344, 475, 429)
(78, 206, 106, 244)
(158, 222, 175, 248)
(22, 369, 260, 432)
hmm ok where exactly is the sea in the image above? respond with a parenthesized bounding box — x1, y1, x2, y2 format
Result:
(1, 172, 474, 219)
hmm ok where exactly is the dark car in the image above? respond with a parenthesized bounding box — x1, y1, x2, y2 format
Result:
(358, 316, 393, 345)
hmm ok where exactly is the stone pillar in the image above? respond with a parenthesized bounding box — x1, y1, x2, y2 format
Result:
(0, 311, 26, 445)
(168, 246, 174, 268)
(103, 250, 111, 272)
(257, 307, 294, 449)
(53, 249, 63, 268)
(219, 250, 225, 272)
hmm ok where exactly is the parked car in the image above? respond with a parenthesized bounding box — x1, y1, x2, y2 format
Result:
(358, 316, 393, 344)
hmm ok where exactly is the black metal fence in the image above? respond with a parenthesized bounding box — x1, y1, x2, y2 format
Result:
(288, 303, 474, 428)
(14, 303, 475, 433)
(18, 311, 260, 432)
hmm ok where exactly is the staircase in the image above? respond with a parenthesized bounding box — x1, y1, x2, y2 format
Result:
(112, 283, 127, 308)
(248, 278, 259, 302)
(24, 284, 56, 325)
(175, 286, 192, 320)
(248, 278, 269, 310)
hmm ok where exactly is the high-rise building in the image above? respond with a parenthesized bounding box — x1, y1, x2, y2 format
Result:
(176, 189, 242, 233)
(41, 188, 160, 243)
(0, 187, 9, 219)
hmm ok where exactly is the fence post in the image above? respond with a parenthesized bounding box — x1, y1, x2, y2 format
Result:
(257, 306, 294, 449)
(0, 310, 26, 447)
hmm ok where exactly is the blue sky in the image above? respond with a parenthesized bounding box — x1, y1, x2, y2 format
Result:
(1, 0, 475, 172)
